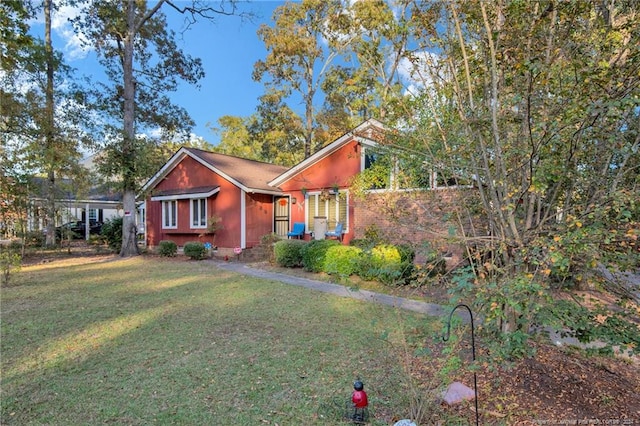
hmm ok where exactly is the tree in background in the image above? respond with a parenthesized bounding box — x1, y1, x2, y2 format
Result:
(1, 1, 36, 240)
(321, 0, 412, 125)
(1, 0, 94, 245)
(71, 0, 243, 256)
(253, 0, 351, 159)
(208, 116, 262, 161)
(247, 1, 415, 162)
(248, 90, 307, 166)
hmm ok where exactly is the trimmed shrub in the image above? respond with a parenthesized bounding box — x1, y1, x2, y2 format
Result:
(101, 217, 123, 252)
(184, 241, 206, 260)
(353, 253, 379, 281)
(274, 239, 306, 267)
(354, 243, 415, 285)
(300, 239, 340, 272)
(158, 240, 177, 257)
(349, 238, 375, 251)
(387, 261, 416, 285)
(324, 245, 362, 277)
(371, 244, 402, 268)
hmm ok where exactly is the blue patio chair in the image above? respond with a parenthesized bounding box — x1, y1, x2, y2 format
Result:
(325, 222, 344, 242)
(287, 222, 305, 239)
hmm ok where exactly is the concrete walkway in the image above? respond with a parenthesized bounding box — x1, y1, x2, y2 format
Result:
(211, 259, 455, 319)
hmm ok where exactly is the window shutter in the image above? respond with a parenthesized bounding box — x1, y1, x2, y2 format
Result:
(328, 198, 337, 227)
(338, 193, 348, 226)
(308, 194, 317, 232)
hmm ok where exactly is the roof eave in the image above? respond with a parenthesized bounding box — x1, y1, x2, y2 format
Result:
(150, 187, 220, 201)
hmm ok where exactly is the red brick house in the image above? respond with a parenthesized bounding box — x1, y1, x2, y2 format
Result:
(141, 119, 470, 258)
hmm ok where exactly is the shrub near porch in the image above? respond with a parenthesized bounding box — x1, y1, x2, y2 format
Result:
(274, 239, 415, 285)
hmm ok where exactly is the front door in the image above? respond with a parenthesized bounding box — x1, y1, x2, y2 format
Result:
(274, 196, 290, 238)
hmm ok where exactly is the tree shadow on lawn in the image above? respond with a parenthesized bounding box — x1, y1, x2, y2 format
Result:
(2, 255, 459, 425)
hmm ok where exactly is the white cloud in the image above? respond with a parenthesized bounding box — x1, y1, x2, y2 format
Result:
(397, 51, 442, 97)
(150, 128, 165, 139)
(53, 5, 92, 60)
(30, 4, 92, 61)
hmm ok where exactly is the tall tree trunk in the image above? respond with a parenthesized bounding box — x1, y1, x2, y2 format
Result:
(304, 68, 314, 158)
(44, 0, 56, 247)
(120, 0, 139, 257)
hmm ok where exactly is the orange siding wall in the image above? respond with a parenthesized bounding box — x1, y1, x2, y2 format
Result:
(245, 193, 275, 247)
(146, 156, 245, 249)
(279, 139, 362, 243)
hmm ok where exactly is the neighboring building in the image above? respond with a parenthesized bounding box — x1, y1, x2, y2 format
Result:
(141, 119, 473, 260)
(28, 176, 121, 238)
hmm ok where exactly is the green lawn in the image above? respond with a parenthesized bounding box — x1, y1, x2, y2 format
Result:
(1, 256, 448, 425)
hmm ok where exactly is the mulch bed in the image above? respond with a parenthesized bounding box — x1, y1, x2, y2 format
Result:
(474, 342, 640, 423)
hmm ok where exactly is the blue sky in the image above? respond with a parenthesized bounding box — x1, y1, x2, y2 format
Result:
(163, 1, 281, 142)
(33, 1, 283, 145)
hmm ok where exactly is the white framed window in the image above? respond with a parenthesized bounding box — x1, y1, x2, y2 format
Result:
(306, 191, 348, 232)
(162, 200, 177, 229)
(190, 198, 207, 228)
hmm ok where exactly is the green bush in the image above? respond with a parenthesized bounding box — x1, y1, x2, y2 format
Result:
(0, 247, 21, 285)
(378, 261, 415, 285)
(354, 243, 414, 285)
(324, 245, 362, 277)
(397, 244, 416, 263)
(349, 238, 375, 251)
(274, 239, 306, 267)
(158, 240, 177, 257)
(353, 253, 379, 281)
(184, 241, 207, 260)
(300, 239, 340, 272)
(101, 217, 123, 252)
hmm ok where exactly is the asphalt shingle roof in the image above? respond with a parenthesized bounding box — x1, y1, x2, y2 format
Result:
(184, 147, 289, 192)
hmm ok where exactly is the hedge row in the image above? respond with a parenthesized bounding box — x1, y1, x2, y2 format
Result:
(273, 239, 415, 285)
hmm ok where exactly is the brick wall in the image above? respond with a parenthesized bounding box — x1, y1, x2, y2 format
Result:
(352, 188, 483, 268)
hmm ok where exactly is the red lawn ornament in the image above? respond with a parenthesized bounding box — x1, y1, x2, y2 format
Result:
(350, 380, 369, 423)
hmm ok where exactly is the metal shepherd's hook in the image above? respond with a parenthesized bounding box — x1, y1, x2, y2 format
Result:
(443, 303, 479, 426)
